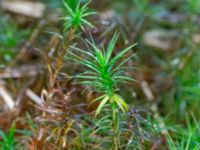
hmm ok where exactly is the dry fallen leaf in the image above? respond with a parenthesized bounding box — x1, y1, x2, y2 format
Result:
(1, 1, 45, 18)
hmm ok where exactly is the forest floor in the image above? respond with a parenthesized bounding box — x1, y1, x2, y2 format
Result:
(0, 0, 200, 149)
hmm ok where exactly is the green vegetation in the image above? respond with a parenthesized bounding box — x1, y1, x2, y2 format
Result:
(68, 33, 136, 149)
(167, 115, 200, 150)
(187, 0, 200, 14)
(0, 125, 16, 150)
(0, 0, 200, 149)
(0, 16, 30, 65)
(62, 0, 96, 32)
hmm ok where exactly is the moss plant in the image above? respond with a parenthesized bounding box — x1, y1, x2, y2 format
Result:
(68, 33, 136, 149)
(62, 0, 96, 32)
(167, 115, 200, 150)
(35, 1, 97, 148)
(0, 124, 16, 150)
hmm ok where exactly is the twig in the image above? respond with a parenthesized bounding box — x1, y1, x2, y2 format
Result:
(26, 89, 44, 106)
(0, 84, 15, 110)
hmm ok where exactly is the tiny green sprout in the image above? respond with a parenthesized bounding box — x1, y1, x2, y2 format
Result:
(68, 33, 136, 116)
(62, 0, 96, 32)
(0, 124, 16, 150)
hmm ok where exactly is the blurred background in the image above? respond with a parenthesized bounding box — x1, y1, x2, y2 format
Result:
(0, 0, 200, 149)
